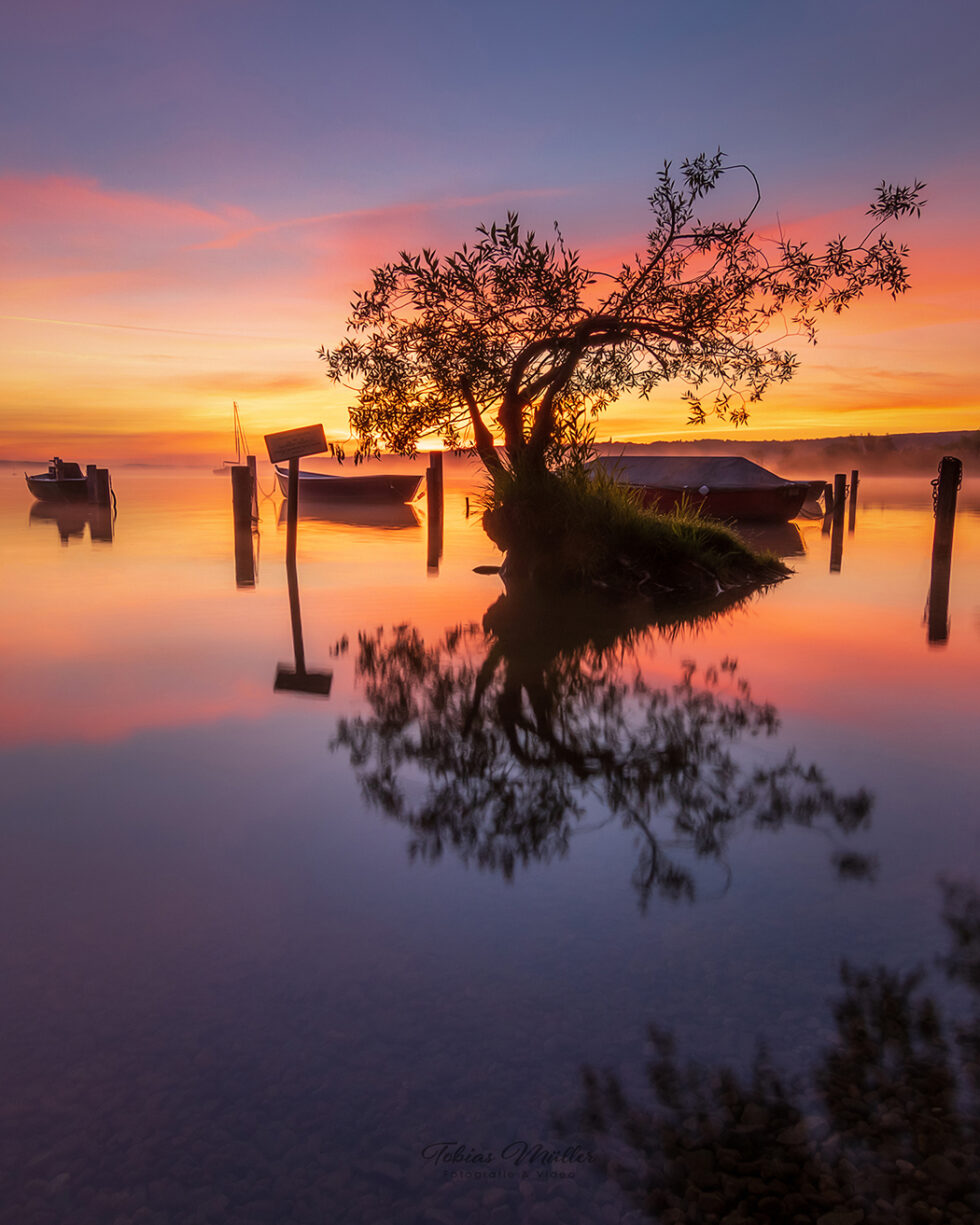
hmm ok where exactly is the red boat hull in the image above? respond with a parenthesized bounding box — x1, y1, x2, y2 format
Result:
(594, 455, 812, 523)
(633, 483, 809, 522)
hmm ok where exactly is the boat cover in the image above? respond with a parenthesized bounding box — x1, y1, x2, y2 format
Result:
(593, 455, 802, 490)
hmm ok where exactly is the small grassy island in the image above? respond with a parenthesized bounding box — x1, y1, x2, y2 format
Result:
(483, 461, 788, 599)
(319, 152, 922, 596)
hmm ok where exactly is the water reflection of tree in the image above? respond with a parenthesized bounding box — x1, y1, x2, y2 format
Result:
(334, 589, 873, 907)
(561, 881, 980, 1223)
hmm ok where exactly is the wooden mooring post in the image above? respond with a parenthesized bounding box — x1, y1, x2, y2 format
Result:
(231, 464, 257, 587)
(85, 464, 112, 506)
(821, 481, 834, 535)
(231, 464, 252, 530)
(848, 468, 859, 533)
(926, 456, 963, 645)
(426, 450, 444, 573)
(829, 472, 847, 572)
(247, 453, 258, 519)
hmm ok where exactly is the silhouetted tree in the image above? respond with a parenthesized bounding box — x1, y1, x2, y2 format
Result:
(320, 154, 923, 475)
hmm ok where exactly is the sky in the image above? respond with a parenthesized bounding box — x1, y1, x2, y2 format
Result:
(1, 0, 978, 463)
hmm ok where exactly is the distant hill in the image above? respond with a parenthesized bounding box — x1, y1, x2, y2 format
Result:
(2, 429, 976, 475)
(595, 430, 980, 477)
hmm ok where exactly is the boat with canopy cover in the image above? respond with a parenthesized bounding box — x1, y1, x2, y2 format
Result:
(593, 455, 811, 522)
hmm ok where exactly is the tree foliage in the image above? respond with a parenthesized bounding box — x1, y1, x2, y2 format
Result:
(320, 153, 924, 471)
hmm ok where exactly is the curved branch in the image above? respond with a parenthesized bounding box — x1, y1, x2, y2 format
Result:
(460, 379, 502, 470)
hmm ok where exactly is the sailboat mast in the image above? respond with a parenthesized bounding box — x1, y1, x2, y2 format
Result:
(232, 401, 250, 462)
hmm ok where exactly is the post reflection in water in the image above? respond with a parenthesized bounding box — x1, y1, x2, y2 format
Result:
(334, 586, 875, 909)
(274, 553, 332, 696)
(233, 513, 258, 588)
(559, 879, 980, 1224)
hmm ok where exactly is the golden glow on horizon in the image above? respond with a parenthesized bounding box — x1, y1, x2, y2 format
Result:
(1, 172, 977, 462)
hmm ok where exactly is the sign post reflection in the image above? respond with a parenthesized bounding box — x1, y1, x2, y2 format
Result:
(265, 423, 333, 696)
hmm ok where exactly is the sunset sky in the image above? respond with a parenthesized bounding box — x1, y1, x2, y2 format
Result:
(2, 0, 977, 464)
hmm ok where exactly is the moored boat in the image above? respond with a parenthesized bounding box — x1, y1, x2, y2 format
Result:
(25, 458, 90, 503)
(274, 464, 424, 505)
(594, 455, 811, 522)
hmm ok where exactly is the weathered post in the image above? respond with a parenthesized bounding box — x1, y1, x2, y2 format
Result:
(86, 464, 112, 506)
(829, 473, 846, 572)
(821, 481, 834, 535)
(247, 453, 258, 519)
(927, 456, 963, 645)
(231, 464, 252, 530)
(285, 457, 299, 568)
(96, 469, 111, 506)
(264, 424, 326, 570)
(231, 466, 256, 587)
(231, 464, 255, 586)
(427, 450, 444, 573)
(848, 468, 859, 533)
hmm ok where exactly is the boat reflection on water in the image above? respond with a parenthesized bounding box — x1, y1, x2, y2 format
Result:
(28, 500, 115, 545)
(276, 500, 421, 530)
(732, 520, 806, 558)
(559, 877, 980, 1222)
(334, 583, 874, 909)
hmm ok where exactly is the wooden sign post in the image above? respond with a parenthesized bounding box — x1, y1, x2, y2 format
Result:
(264, 424, 328, 566)
(264, 424, 332, 696)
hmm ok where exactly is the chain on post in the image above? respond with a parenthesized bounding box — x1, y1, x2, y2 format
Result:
(932, 456, 963, 516)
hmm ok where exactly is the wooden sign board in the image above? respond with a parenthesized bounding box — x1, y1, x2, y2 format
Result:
(264, 424, 328, 464)
(274, 664, 333, 696)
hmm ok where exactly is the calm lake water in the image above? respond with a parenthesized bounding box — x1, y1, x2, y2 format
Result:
(2, 462, 979, 1225)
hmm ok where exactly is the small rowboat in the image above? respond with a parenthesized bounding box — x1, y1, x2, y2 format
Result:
(25, 458, 89, 503)
(594, 455, 811, 523)
(275, 464, 424, 505)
